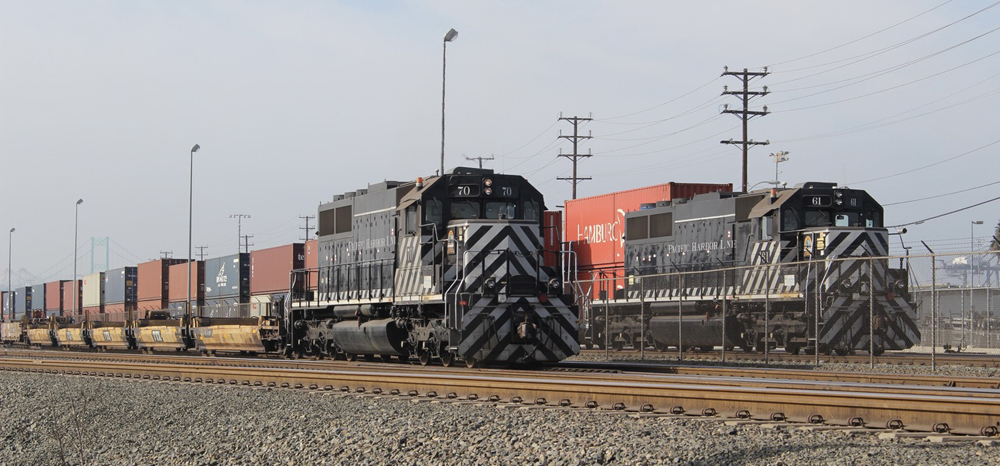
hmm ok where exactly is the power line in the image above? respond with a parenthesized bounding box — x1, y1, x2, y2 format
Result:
(851, 137, 1000, 185)
(890, 194, 1000, 228)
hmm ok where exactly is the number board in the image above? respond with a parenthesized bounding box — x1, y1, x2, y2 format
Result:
(803, 195, 831, 207)
(493, 185, 518, 197)
(450, 184, 481, 197)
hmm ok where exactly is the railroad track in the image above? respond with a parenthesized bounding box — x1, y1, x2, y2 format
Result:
(2, 352, 998, 437)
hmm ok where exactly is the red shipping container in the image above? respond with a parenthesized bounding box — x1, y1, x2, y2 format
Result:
(45, 280, 66, 313)
(250, 243, 304, 295)
(304, 239, 319, 291)
(137, 259, 186, 305)
(62, 280, 82, 316)
(542, 211, 562, 268)
(564, 182, 732, 270)
(168, 261, 204, 303)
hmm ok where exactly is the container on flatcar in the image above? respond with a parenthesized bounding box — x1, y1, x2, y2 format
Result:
(250, 243, 304, 295)
(82, 273, 105, 308)
(14, 286, 31, 318)
(204, 254, 249, 300)
(103, 303, 128, 322)
(1, 291, 10, 319)
(137, 258, 186, 315)
(31, 283, 46, 315)
(62, 280, 81, 317)
(45, 280, 66, 317)
(168, 261, 204, 314)
(104, 267, 137, 305)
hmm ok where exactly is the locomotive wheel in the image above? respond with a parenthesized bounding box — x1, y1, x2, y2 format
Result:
(612, 339, 624, 351)
(380, 354, 394, 363)
(440, 351, 456, 367)
(653, 341, 667, 352)
(698, 346, 714, 352)
(465, 357, 479, 369)
(786, 344, 802, 355)
(417, 349, 431, 366)
(835, 348, 850, 356)
(364, 354, 377, 362)
(397, 350, 410, 363)
(345, 353, 357, 362)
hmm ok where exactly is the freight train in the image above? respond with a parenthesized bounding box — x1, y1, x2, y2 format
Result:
(574, 182, 920, 356)
(0, 167, 579, 367)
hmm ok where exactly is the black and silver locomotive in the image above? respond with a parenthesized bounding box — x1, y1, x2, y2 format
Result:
(589, 182, 919, 355)
(288, 167, 579, 366)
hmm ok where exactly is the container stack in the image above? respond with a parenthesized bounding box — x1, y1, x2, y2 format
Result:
(103, 267, 137, 322)
(44, 280, 66, 318)
(203, 253, 249, 318)
(30, 283, 45, 319)
(62, 280, 81, 319)
(14, 286, 31, 321)
(168, 261, 204, 318)
(250, 243, 303, 317)
(136, 259, 186, 318)
(82, 272, 105, 320)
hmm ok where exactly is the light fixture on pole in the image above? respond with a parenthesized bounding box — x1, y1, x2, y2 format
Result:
(74, 199, 83, 320)
(440, 28, 458, 177)
(7, 227, 13, 320)
(769, 151, 789, 187)
(188, 144, 200, 321)
(230, 214, 251, 254)
(969, 220, 983, 348)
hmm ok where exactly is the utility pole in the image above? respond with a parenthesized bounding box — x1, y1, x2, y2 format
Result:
(464, 155, 494, 169)
(241, 235, 254, 255)
(557, 113, 593, 200)
(159, 251, 173, 259)
(230, 214, 251, 255)
(195, 246, 209, 261)
(299, 215, 315, 241)
(720, 66, 770, 192)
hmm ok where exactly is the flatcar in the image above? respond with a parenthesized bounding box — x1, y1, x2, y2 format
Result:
(585, 182, 919, 355)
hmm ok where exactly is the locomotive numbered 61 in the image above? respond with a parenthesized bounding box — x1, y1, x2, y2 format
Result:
(288, 167, 579, 366)
(589, 182, 919, 355)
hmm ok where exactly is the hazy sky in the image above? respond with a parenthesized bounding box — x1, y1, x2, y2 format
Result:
(2, 1, 998, 287)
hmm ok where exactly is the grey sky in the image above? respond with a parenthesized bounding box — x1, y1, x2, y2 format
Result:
(2, 1, 997, 287)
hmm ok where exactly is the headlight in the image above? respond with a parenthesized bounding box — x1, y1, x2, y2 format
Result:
(485, 277, 496, 290)
(484, 178, 493, 187)
(548, 278, 561, 292)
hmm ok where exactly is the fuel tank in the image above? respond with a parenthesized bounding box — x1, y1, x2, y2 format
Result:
(649, 315, 743, 348)
(331, 319, 407, 356)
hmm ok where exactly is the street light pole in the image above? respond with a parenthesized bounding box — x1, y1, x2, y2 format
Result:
(7, 227, 13, 320)
(970, 220, 983, 348)
(74, 200, 83, 320)
(441, 28, 458, 177)
(189, 144, 200, 321)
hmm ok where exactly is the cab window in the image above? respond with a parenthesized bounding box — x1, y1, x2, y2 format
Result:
(485, 201, 516, 219)
(522, 200, 539, 221)
(424, 199, 443, 225)
(450, 200, 480, 219)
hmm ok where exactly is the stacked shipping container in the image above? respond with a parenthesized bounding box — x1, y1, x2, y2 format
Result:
(30, 283, 45, 318)
(82, 272, 105, 319)
(249, 243, 303, 317)
(168, 261, 204, 317)
(137, 259, 186, 318)
(62, 280, 81, 317)
(14, 286, 30, 320)
(45, 281, 66, 317)
(203, 253, 249, 318)
(104, 267, 137, 321)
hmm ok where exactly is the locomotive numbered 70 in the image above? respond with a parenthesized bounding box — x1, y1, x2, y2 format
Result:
(287, 167, 579, 366)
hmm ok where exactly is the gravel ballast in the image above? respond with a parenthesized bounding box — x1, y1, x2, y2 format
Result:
(0, 371, 996, 465)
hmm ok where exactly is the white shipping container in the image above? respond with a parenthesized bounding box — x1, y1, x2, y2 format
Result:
(82, 272, 105, 308)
